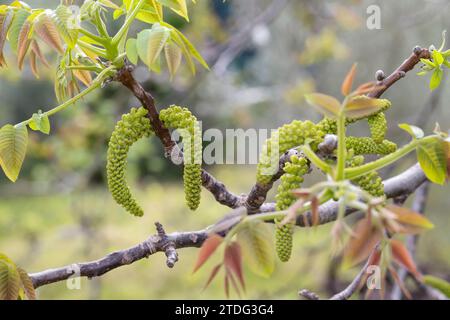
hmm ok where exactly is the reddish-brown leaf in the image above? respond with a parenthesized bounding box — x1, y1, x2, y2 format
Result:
(17, 20, 31, 70)
(227, 269, 242, 298)
(390, 239, 422, 280)
(388, 266, 412, 300)
(29, 49, 38, 78)
(224, 242, 245, 292)
(354, 83, 386, 96)
(341, 63, 357, 96)
(224, 273, 230, 298)
(344, 96, 388, 119)
(193, 234, 223, 273)
(17, 267, 36, 300)
(343, 216, 382, 266)
(385, 205, 434, 234)
(73, 69, 93, 87)
(202, 263, 222, 291)
(31, 40, 49, 68)
(34, 14, 64, 54)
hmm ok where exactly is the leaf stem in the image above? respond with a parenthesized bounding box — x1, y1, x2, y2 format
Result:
(112, 0, 146, 46)
(336, 112, 347, 180)
(345, 137, 436, 180)
(301, 145, 331, 174)
(14, 66, 115, 128)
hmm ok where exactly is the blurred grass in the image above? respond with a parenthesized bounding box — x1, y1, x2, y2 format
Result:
(0, 165, 448, 299)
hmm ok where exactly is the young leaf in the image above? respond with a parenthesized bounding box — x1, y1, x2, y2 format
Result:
(53, 5, 79, 49)
(343, 216, 382, 267)
(398, 123, 424, 139)
(0, 124, 28, 182)
(390, 239, 422, 280)
(126, 38, 138, 65)
(164, 41, 182, 79)
(203, 263, 222, 291)
(29, 112, 50, 134)
(341, 63, 357, 96)
(8, 9, 29, 53)
(385, 205, 434, 234)
(344, 96, 388, 119)
(304, 93, 341, 118)
(17, 267, 36, 300)
(0, 256, 20, 300)
(237, 221, 275, 278)
(417, 137, 447, 185)
(17, 20, 31, 70)
(136, 25, 170, 69)
(423, 275, 450, 298)
(224, 242, 245, 292)
(0, 11, 14, 66)
(34, 11, 64, 54)
(430, 68, 443, 90)
(193, 234, 223, 273)
(432, 50, 444, 66)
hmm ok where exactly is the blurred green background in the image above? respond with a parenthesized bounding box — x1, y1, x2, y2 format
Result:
(0, 0, 449, 299)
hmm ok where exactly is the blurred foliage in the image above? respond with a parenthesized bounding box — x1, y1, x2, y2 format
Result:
(0, 0, 449, 299)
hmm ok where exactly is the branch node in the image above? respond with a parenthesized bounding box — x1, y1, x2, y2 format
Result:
(299, 289, 320, 300)
(413, 45, 423, 56)
(154, 222, 179, 268)
(375, 69, 385, 81)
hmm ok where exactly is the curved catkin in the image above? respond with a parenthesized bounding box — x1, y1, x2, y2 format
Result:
(345, 136, 397, 155)
(274, 156, 309, 262)
(368, 112, 387, 144)
(256, 120, 324, 184)
(107, 107, 154, 217)
(159, 105, 202, 210)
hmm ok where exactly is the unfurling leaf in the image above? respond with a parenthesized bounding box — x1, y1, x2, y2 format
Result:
(126, 38, 138, 65)
(34, 12, 64, 54)
(341, 63, 357, 96)
(8, 9, 29, 53)
(0, 254, 20, 300)
(423, 275, 450, 297)
(343, 216, 382, 267)
(398, 123, 424, 139)
(417, 137, 447, 185)
(136, 25, 170, 70)
(224, 242, 245, 292)
(17, 268, 36, 300)
(203, 263, 222, 291)
(17, 20, 32, 70)
(430, 68, 443, 90)
(237, 221, 275, 278)
(0, 124, 28, 182)
(304, 93, 341, 118)
(0, 11, 14, 67)
(164, 41, 182, 79)
(385, 205, 434, 234)
(193, 234, 223, 273)
(344, 96, 388, 119)
(390, 239, 422, 280)
(29, 111, 50, 135)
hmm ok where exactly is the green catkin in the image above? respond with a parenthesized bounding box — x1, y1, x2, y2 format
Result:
(347, 154, 385, 197)
(368, 112, 387, 144)
(345, 136, 397, 155)
(274, 155, 309, 262)
(256, 120, 324, 184)
(107, 107, 154, 217)
(159, 105, 202, 210)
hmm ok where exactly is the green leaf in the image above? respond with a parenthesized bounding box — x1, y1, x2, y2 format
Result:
(237, 221, 275, 278)
(432, 50, 444, 66)
(420, 58, 436, 69)
(158, 0, 189, 21)
(136, 24, 170, 69)
(304, 93, 341, 119)
(417, 137, 447, 185)
(398, 123, 424, 139)
(29, 111, 50, 134)
(430, 68, 443, 90)
(0, 124, 28, 182)
(0, 254, 20, 300)
(423, 275, 450, 297)
(126, 38, 138, 65)
(8, 9, 29, 53)
(344, 96, 390, 119)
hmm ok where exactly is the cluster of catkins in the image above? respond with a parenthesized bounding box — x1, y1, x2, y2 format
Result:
(106, 105, 202, 217)
(107, 107, 154, 217)
(257, 98, 395, 262)
(159, 105, 203, 211)
(274, 155, 309, 262)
